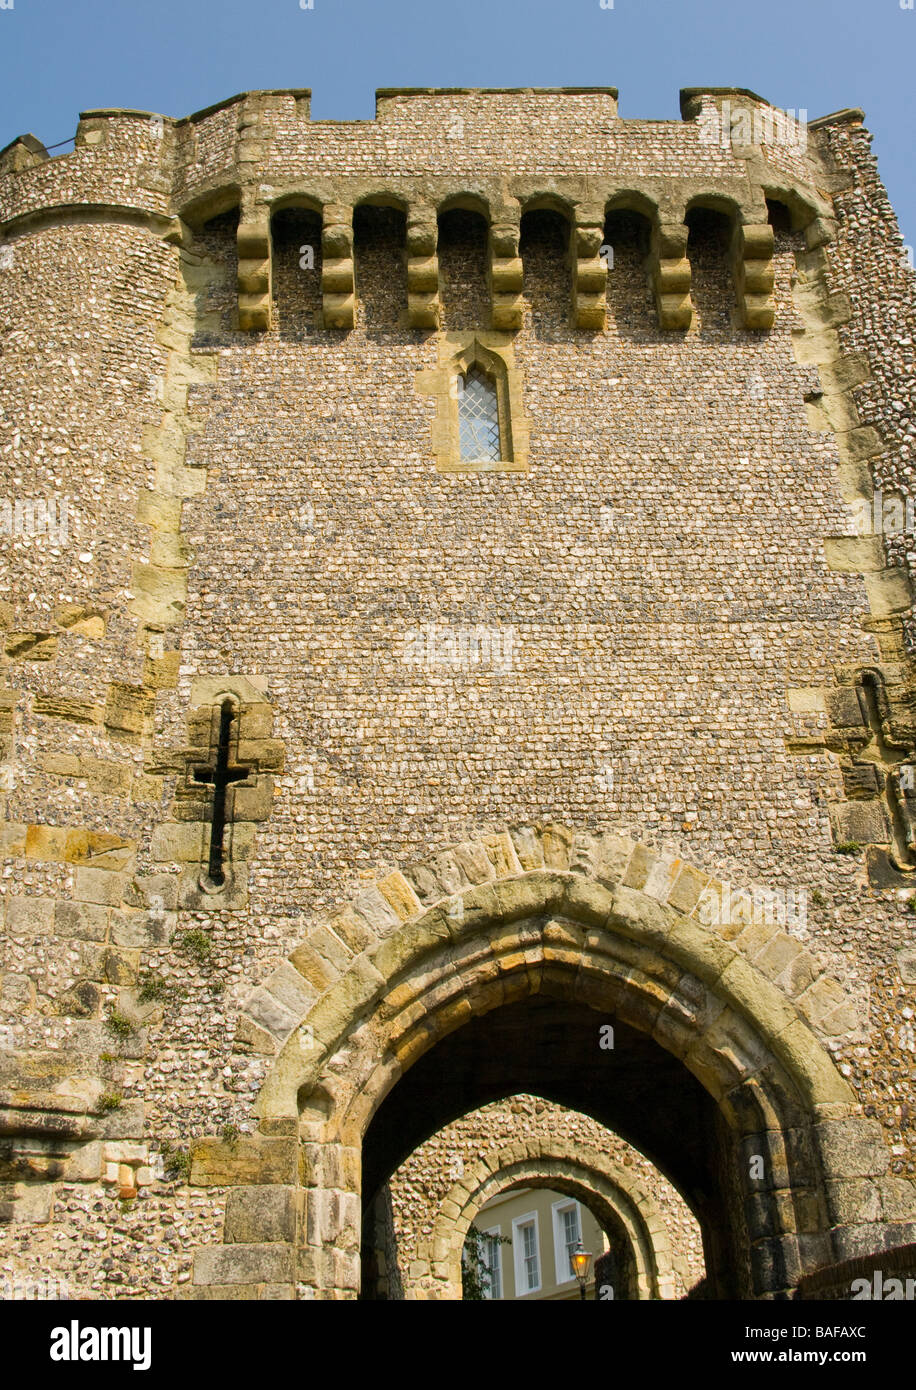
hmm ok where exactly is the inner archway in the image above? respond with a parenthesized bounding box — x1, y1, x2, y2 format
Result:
(463, 1174, 635, 1301)
(360, 995, 735, 1293)
(367, 1093, 706, 1299)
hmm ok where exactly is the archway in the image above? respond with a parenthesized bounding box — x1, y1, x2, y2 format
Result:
(685, 199, 738, 331)
(189, 825, 914, 1300)
(519, 205, 572, 328)
(437, 205, 490, 329)
(374, 1093, 706, 1300)
(603, 203, 654, 334)
(353, 201, 407, 329)
(374, 1106, 693, 1299)
(455, 1163, 646, 1301)
(270, 202, 322, 333)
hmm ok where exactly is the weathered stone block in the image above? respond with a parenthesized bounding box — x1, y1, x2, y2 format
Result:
(193, 1242, 294, 1285)
(190, 1136, 296, 1186)
(5, 895, 55, 934)
(109, 907, 175, 949)
(73, 867, 126, 907)
(814, 1117, 891, 1180)
(224, 1185, 296, 1243)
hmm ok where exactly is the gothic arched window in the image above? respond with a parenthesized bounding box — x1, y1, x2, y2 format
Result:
(457, 366, 501, 462)
(414, 332, 530, 473)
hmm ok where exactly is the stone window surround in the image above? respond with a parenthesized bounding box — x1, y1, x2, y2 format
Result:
(415, 330, 530, 473)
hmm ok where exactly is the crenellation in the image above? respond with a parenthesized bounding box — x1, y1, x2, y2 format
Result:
(0, 88, 835, 341)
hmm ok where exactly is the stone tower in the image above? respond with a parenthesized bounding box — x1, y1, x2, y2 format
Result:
(1, 86, 915, 1301)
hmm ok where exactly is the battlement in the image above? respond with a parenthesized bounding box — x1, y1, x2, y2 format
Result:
(0, 86, 853, 334)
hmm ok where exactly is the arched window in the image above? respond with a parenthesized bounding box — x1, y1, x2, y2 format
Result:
(457, 365, 500, 462)
(415, 332, 530, 473)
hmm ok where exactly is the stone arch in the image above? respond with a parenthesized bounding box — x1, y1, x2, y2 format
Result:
(190, 825, 914, 1300)
(603, 197, 656, 333)
(354, 191, 410, 216)
(375, 1093, 704, 1301)
(605, 189, 661, 226)
(178, 182, 242, 229)
(436, 192, 492, 221)
(267, 191, 324, 218)
(436, 200, 491, 329)
(760, 181, 825, 233)
(411, 1138, 678, 1300)
(684, 198, 742, 329)
(684, 191, 745, 223)
(352, 200, 407, 329)
(518, 202, 573, 324)
(268, 200, 322, 333)
(517, 197, 573, 325)
(258, 837, 863, 1121)
(519, 192, 575, 220)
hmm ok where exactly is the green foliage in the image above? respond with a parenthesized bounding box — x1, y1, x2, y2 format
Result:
(834, 841, 861, 855)
(160, 1142, 192, 1181)
(176, 929, 213, 965)
(809, 889, 826, 907)
(137, 972, 171, 1004)
(461, 1224, 511, 1301)
(104, 1009, 134, 1039)
(97, 1091, 123, 1112)
(221, 1123, 239, 1146)
(905, 895, 916, 915)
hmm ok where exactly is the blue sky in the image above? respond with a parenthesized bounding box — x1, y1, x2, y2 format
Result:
(1, 0, 913, 244)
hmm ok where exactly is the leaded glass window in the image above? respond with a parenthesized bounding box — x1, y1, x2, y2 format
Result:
(457, 366, 501, 462)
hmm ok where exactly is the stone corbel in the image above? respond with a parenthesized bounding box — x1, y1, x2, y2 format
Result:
(571, 213, 607, 330)
(406, 211, 440, 329)
(733, 222, 775, 330)
(489, 218, 524, 331)
(237, 218, 272, 332)
(651, 223, 693, 331)
(322, 204, 355, 329)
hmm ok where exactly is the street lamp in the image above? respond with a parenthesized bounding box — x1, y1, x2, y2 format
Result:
(571, 1242, 592, 1301)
